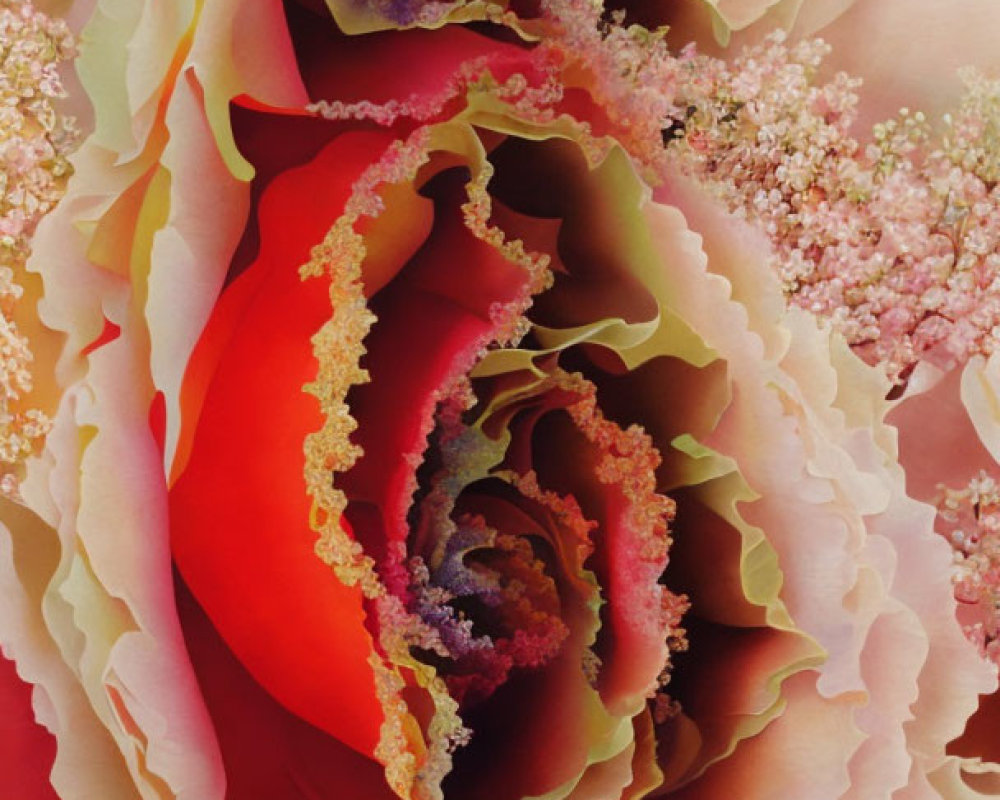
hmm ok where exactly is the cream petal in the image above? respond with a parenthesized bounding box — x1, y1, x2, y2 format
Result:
(961, 354, 1000, 468)
(931, 758, 1000, 800)
(144, 71, 248, 475)
(17, 324, 226, 799)
(7, 0, 319, 795)
(805, 0, 1000, 130)
(0, 496, 137, 799)
(647, 173, 995, 792)
(561, 737, 636, 800)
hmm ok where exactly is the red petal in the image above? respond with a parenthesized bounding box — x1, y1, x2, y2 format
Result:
(0, 653, 57, 800)
(80, 316, 122, 357)
(175, 575, 397, 799)
(170, 131, 399, 758)
(340, 170, 532, 584)
(528, 408, 671, 715)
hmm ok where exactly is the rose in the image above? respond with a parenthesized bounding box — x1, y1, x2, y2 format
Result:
(1, 1, 992, 800)
(2, 1, 998, 799)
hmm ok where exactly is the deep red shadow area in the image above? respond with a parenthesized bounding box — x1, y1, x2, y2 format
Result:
(0, 652, 58, 800)
(174, 573, 397, 800)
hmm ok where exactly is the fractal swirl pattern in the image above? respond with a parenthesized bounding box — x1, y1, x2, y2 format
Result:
(4, 1, 1000, 799)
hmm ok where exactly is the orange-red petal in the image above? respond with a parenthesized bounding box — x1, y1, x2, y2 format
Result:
(170, 131, 401, 758)
(175, 575, 397, 799)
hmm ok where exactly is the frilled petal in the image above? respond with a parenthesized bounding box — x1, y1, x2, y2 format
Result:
(287, 3, 532, 107)
(657, 175, 995, 794)
(18, 319, 226, 798)
(5, 0, 319, 796)
(667, 671, 861, 799)
(339, 165, 536, 584)
(172, 74, 570, 800)
(170, 130, 398, 757)
(480, 137, 827, 789)
(486, 134, 995, 796)
(0, 498, 137, 798)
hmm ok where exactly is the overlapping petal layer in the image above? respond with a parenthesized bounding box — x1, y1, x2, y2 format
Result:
(5, 1, 1000, 799)
(0, 0, 307, 795)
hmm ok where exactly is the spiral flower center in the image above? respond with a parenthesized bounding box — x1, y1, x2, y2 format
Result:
(408, 503, 572, 706)
(398, 392, 594, 709)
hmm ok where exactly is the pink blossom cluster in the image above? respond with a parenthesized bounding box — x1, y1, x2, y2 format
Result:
(537, 1, 1000, 384)
(539, 0, 685, 167)
(663, 33, 1000, 384)
(0, 0, 78, 496)
(937, 472, 1000, 667)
